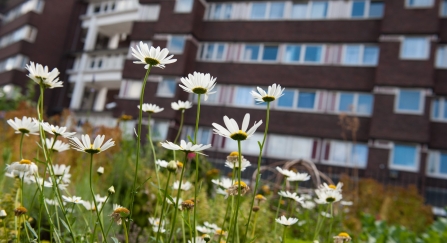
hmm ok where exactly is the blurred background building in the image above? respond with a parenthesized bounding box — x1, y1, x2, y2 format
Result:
(1, 0, 447, 207)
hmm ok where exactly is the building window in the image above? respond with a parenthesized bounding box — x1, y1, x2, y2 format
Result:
(390, 144, 419, 171)
(304, 45, 323, 63)
(224, 132, 264, 155)
(208, 3, 232, 20)
(395, 89, 424, 114)
(343, 45, 379, 65)
(322, 140, 368, 168)
(351, 1, 384, 18)
(3, 0, 45, 24)
(199, 43, 227, 61)
(249, 2, 286, 20)
(151, 120, 169, 141)
(406, 0, 434, 8)
(337, 93, 374, 115)
(119, 80, 142, 99)
(442, 0, 447, 16)
(0, 55, 29, 73)
(242, 44, 279, 62)
(182, 126, 213, 145)
(156, 78, 177, 98)
(400, 37, 430, 60)
(175, 0, 194, 13)
(0, 25, 38, 49)
(276, 89, 318, 110)
(234, 86, 256, 106)
(432, 97, 447, 121)
(436, 46, 447, 68)
(310, 1, 328, 19)
(267, 135, 318, 160)
(427, 151, 447, 177)
(167, 36, 186, 54)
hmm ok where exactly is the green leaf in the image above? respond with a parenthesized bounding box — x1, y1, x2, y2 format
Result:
(111, 237, 120, 243)
(60, 218, 70, 232)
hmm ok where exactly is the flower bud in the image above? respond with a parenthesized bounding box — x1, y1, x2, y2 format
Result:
(0, 209, 6, 219)
(252, 206, 260, 212)
(97, 166, 104, 175)
(108, 186, 115, 194)
(167, 160, 178, 172)
(202, 234, 211, 242)
(14, 206, 27, 216)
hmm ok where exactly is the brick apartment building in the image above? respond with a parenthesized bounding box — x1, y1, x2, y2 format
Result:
(1, 0, 447, 207)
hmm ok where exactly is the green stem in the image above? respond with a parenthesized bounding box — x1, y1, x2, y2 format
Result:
(218, 191, 232, 243)
(147, 113, 162, 219)
(244, 102, 270, 240)
(231, 140, 243, 243)
(274, 180, 286, 236)
(251, 212, 258, 238)
(129, 66, 152, 223)
(123, 220, 129, 243)
(282, 226, 287, 243)
(89, 154, 107, 242)
(168, 153, 187, 243)
(19, 133, 24, 159)
(23, 215, 31, 242)
(313, 204, 330, 241)
(192, 93, 201, 243)
(174, 110, 185, 144)
(327, 203, 334, 243)
(156, 172, 172, 242)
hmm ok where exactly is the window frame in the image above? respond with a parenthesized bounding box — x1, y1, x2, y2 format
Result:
(207, 3, 233, 20)
(156, 77, 177, 98)
(240, 43, 280, 63)
(167, 35, 186, 54)
(431, 97, 447, 122)
(405, 0, 434, 8)
(274, 89, 319, 112)
(335, 92, 374, 116)
(389, 143, 420, 172)
(441, 0, 447, 16)
(427, 150, 447, 178)
(436, 45, 447, 68)
(394, 89, 425, 115)
(198, 43, 228, 62)
(321, 140, 369, 168)
(341, 44, 379, 66)
(248, 1, 286, 20)
(174, 0, 194, 13)
(400, 36, 430, 60)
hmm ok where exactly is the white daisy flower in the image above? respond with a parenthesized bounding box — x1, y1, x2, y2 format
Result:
(287, 172, 311, 182)
(188, 237, 206, 243)
(131, 42, 176, 69)
(25, 61, 63, 88)
(46, 138, 70, 153)
(160, 140, 211, 156)
(211, 178, 233, 189)
(45, 199, 62, 207)
(171, 100, 192, 111)
(110, 204, 130, 225)
(95, 194, 107, 203)
(301, 200, 316, 210)
(196, 226, 212, 233)
(43, 179, 69, 190)
(41, 122, 75, 138)
(148, 217, 165, 227)
(314, 188, 343, 204)
(251, 83, 285, 103)
(70, 134, 115, 154)
(166, 197, 183, 209)
(82, 201, 103, 211)
(153, 225, 166, 233)
(275, 216, 299, 226)
(7, 116, 39, 136)
(203, 222, 220, 230)
(179, 72, 217, 101)
(321, 211, 332, 218)
(318, 182, 343, 192)
(155, 160, 169, 168)
(172, 180, 192, 191)
(52, 164, 71, 183)
(278, 191, 304, 203)
(333, 232, 352, 243)
(225, 159, 251, 171)
(138, 103, 164, 113)
(275, 167, 297, 178)
(62, 195, 83, 204)
(6, 159, 38, 176)
(212, 113, 262, 141)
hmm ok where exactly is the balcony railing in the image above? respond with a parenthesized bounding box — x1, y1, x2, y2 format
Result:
(71, 53, 126, 72)
(86, 0, 139, 16)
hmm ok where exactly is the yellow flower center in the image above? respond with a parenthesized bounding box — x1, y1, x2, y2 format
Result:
(177, 162, 184, 168)
(192, 87, 207, 94)
(19, 159, 32, 165)
(144, 57, 160, 66)
(262, 96, 276, 102)
(215, 229, 226, 235)
(255, 194, 265, 200)
(229, 151, 239, 157)
(338, 232, 350, 238)
(230, 130, 248, 141)
(85, 144, 101, 154)
(234, 181, 248, 188)
(328, 184, 337, 189)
